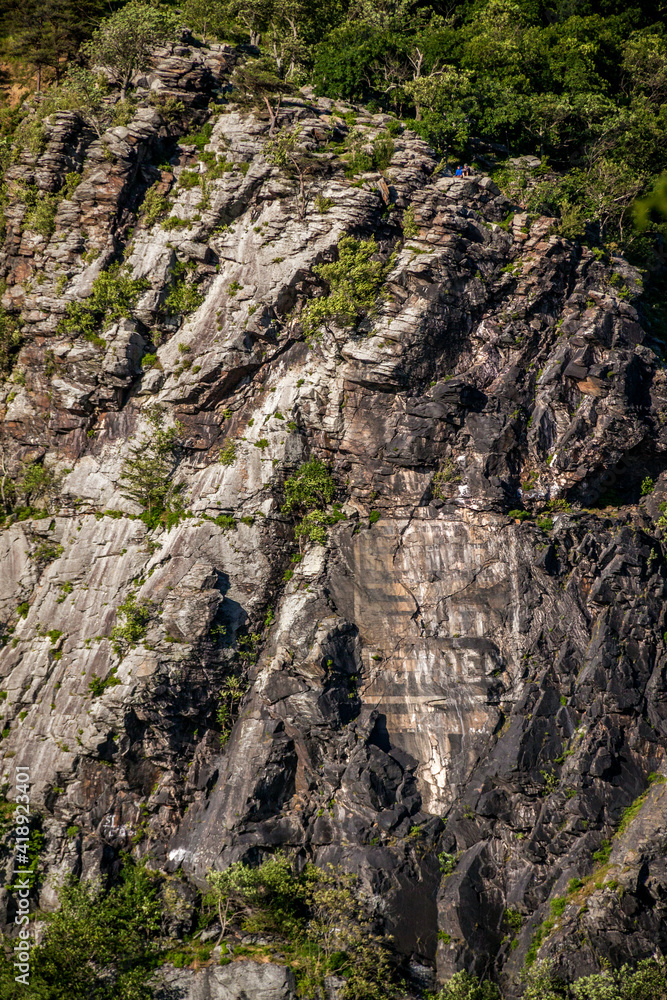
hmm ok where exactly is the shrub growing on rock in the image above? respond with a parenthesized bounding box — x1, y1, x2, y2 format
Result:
(58, 263, 149, 346)
(119, 405, 185, 528)
(300, 235, 395, 342)
(0, 861, 162, 999)
(204, 855, 398, 1000)
(281, 459, 345, 547)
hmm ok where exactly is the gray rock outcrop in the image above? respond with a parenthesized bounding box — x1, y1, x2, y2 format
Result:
(1, 39, 667, 996)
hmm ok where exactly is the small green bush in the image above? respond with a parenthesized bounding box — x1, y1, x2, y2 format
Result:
(24, 194, 60, 239)
(432, 459, 462, 497)
(178, 169, 202, 189)
(0, 308, 22, 378)
(119, 405, 185, 526)
(181, 122, 213, 151)
(88, 669, 121, 697)
(219, 441, 237, 466)
(592, 838, 612, 865)
(58, 264, 149, 344)
(281, 460, 345, 548)
(372, 134, 395, 170)
(402, 204, 419, 238)
(140, 182, 168, 226)
(213, 514, 236, 529)
(315, 194, 334, 213)
(165, 278, 204, 316)
(161, 215, 191, 231)
(435, 970, 501, 1000)
(110, 592, 153, 658)
(300, 236, 395, 342)
(0, 861, 163, 996)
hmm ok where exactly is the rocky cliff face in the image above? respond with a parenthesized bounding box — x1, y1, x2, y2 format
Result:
(2, 38, 667, 997)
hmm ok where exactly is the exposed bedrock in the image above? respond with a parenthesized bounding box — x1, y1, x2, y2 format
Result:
(1, 38, 667, 995)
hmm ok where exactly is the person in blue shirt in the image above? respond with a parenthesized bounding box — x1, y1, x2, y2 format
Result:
(455, 165, 464, 177)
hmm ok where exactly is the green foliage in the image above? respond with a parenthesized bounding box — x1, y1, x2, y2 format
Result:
(343, 134, 395, 178)
(219, 441, 237, 466)
(438, 851, 460, 876)
(0, 307, 22, 379)
(88, 668, 121, 697)
(216, 675, 246, 744)
(58, 264, 149, 346)
(213, 514, 236, 529)
(282, 459, 335, 515)
(641, 476, 655, 496)
(119, 406, 184, 527)
(204, 856, 398, 1000)
(23, 191, 60, 239)
(83, 1, 181, 100)
(432, 459, 462, 498)
(161, 215, 191, 231)
(110, 591, 153, 658)
(435, 971, 501, 1000)
(315, 194, 334, 213)
(281, 459, 344, 548)
(0, 861, 162, 1000)
(402, 204, 419, 238)
(0, 460, 59, 519)
(502, 908, 523, 935)
(232, 54, 294, 110)
(300, 235, 395, 341)
(181, 123, 214, 151)
(165, 276, 204, 316)
(519, 958, 667, 1000)
(33, 540, 63, 563)
(592, 839, 612, 865)
(139, 182, 168, 227)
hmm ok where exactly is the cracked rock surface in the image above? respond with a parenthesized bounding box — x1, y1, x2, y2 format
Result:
(1, 40, 667, 996)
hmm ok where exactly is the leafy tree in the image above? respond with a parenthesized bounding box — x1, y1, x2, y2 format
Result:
(119, 406, 185, 528)
(282, 458, 335, 515)
(110, 591, 154, 657)
(182, 0, 227, 44)
(205, 854, 307, 940)
(404, 67, 475, 165)
(635, 173, 667, 229)
(1, 0, 107, 91)
(204, 856, 398, 1000)
(83, 1, 181, 100)
(0, 862, 162, 1000)
(0, 458, 60, 518)
(232, 54, 293, 133)
(223, 0, 274, 45)
(348, 0, 417, 31)
(266, 124, 316, 215)
(216, 674, 247, 743)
